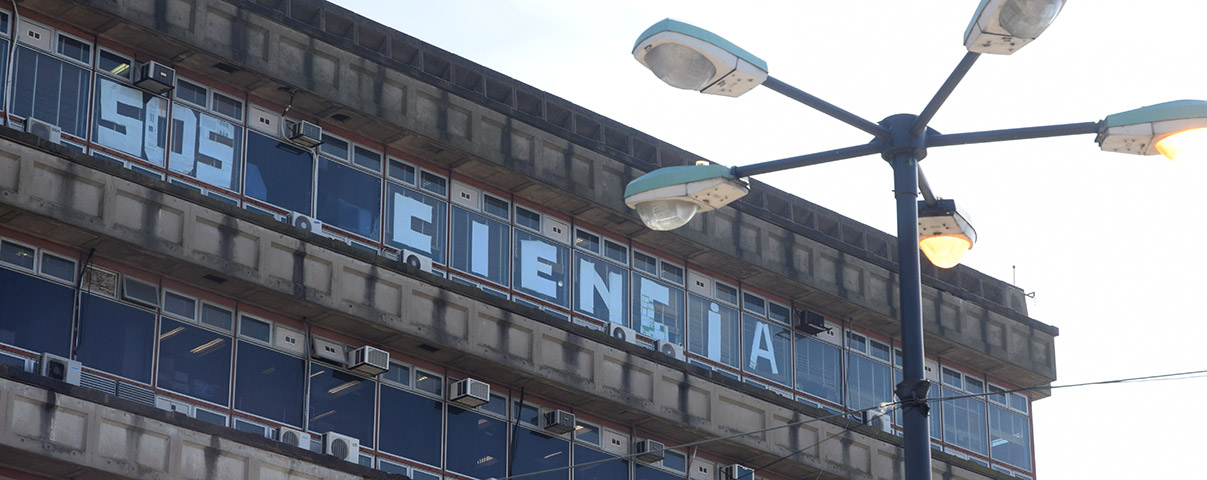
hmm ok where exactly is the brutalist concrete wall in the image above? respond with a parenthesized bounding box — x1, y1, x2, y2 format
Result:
(0, 135, 1014, 480)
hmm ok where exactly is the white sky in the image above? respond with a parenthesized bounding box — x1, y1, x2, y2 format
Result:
(331, 1, 1207, 478)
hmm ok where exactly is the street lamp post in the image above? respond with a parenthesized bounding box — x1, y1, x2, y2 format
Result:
(623, 4, 1207, 480)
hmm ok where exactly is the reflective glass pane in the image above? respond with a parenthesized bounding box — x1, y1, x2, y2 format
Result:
(0, 268, 73, 356)
(989, 405, 1032, 470)
(11, 47, 90, 137)
(381, 388, 446, 466)
(169, 104, 242, 191)
(445, 406, 506, 479)
(385, 183, 446, 264)
(163, 291, 196, 320)
(636, 464, 681, 480)
(176, 80, 207, 107)
(317, 157, 382, 240)
(414, 370, 442, 396)
(213, 93, 243, 120)
(245, 131, 313, 215)
(93, 76, 169, 165)
(234, 341, 305, 426)
(574, 230, 599, 253)
(512, 428, 569, 480)
(794, 334, 842, 405)
(632, 251, 657, 275)
(741, 313, 791, 386)
(319, 134, 348, 160)
(687, 294, 739, 368)
(157, 318, 231, 405)
(573, 252, 627, 325)
(56, 35, 90, 64)
(352, 146, 381, 172)
(239, 315, 271, 343)
(516, 206, 541, 231)
(846, 352, 893, 412)
(942, 386, 988, 455)
(574, 445, 628, 480)
(40, 254, 75, 283)
(632, 274, 684, 344)
(419, 171, 446, 196)
(0, 240, 34, 269)
(308, 364, 375, 447)
(77, 294, 155, 383)
(513, 230, 569, 307)
(200, 304, 233, 331)
(100, 50, 134, 78)
(450, 206, 509, 285)
(387, 159, 414, 184)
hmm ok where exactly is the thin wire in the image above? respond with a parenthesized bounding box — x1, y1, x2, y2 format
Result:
(917, 368, 1207, 405)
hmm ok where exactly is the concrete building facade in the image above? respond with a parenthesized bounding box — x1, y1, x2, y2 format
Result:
(0, 1, 1056, 479)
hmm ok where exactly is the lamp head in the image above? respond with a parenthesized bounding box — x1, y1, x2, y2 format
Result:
(633, 18, 768, 97)
(917, 199, 977, 269)
(1098, 100, 1207, 161)
(624, 163, 749, 231)
(965, 0, 1065, 55)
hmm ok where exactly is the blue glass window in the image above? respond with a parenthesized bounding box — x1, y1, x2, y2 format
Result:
(379, 385, 442, 466)
(93, 76, 169, 165)
(512, 428, 569, 480)
(686, 294, 739, 368)
(245, 131, 313, 215)
(157, 318, 232, 406)
(0, 267, 73, 357)
(943, 386, 987, 455)
(742, 313, 791, 386)
(308, 364, 375, 447)
(513, 230, 569, 307)
(169, 104, 242, 191)
(846, 352, 893, 412)
(574, 445, 628, 480)
(988, 404, 1031, 470)
(316, 157, 381, 240)
(76, 294, 155, 383)
(636, 464, 681, 480)
(0, 240, 32, 269)
(385, 183, 446, 264)
(445, 406, 506, 479)
(451, 206, 509, 286)
(573, 252, 627, 325)
(632, 274, 684, 344)
(794, 334, 842, 406)
(12, 46, 90, 138)
(234, 341, 305, 427)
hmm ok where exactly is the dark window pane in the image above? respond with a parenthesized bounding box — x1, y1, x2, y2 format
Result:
(574, 445, 628, 480)
(308, 364, 375, 447)
(317, 158, 381, 240)
(239, 315, 271, 343)
(795, 334, 843, 405)
(450, 206, 509, 286)
(660, 263, 684, 285)
(0, 240, 34, 269)
(716, 283, 738, 305)
(419, 171, 446, 196)
(385, 183, 447, 264)
(635, 464, 681, 480)
(512, 428, 569, 480)
(380, 362, 409, 387)
(847, 352, 893, 411)
(603, 241, 627, 264)
(176, 80, 207, 107)
(768, 302, 791, 324)
(445, 406, 506, 479)
(574, 229, 599, 253)
(379, 386, 442, 466)
(212, 92, 242, 120)
(516, 206, 541, 231)
(122, 278, 158, 307)
(319, 134, 348, 160)
(11, 47, 90, 137)
(98, 50, 132, 78)
(200, 304, 233, 331)
(245, 131, 314, 215)
(414, 370, 442, 396)
(157, 318, 232, 406)
(56, 35, 90, 64)
(234, 341, 304, 427)
(0, 268, 74, 356)
(194, 409, 226, 426)
(483, 195, 509, 220)
(513, 402, 540, 425)
(77, 294, 155, 383)
(387, 159, 414, 184)
(633, 251, 657, 275)
(743, 293, 765, 316)
(162, 291, 196, 320)
(40, 253, 75, 283)
(352, 145, 381, 172)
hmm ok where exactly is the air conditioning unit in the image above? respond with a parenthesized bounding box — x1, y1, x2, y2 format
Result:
(862, 409, 893, 434)
(400, 248, 435, 273)
(287, 120, 323, 148)
(608, 323, 639, 345)
(40, 353, 81, 386)
(322, 431, 360, 462)
(24, 117, 62, 144)
(278, 427, 310, 448)
(654, 340, 685, 361)
(794, 309, 829, 336)
(449, 378, 490, 408)
(634, 439, 665, 463)
(722, 464, 755, 480)
(540, 409, 575, 435)
(134, 60, 175, 94)
(289, 212, 323, 235)
(347, 346, 390, 376)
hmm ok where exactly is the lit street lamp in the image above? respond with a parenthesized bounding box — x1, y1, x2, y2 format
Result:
(623, 3, 1205, 480)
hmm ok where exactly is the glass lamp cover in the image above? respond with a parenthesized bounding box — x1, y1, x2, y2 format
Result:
(635, 199, 699, 231)
(999, 0, 1063, 38)
(644, 43, 717, 91)
(1155, 127, 1207, 161)
(919, 235, 971, 269)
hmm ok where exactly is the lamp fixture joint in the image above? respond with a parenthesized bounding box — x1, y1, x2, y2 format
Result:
(880, 114, 932, 162)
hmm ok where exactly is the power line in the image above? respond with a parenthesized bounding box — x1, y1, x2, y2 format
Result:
(490, 368, 1207, 480)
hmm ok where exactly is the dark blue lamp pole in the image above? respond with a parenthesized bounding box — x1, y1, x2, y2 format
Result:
(625, 8, 1206, 480)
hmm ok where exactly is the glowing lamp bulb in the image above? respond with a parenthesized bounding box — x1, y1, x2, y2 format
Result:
(920, 235, 972, 269)
(1155, 127, 1207, 161)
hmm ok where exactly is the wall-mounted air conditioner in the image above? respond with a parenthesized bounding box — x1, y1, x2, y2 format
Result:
(289, 212, 323, 235)
(134, 61, 175, 94)
(794, 309, 830, 336)
(40, 353, 81, 386)
(347, 346, 390, 376)
(654, 340, 685, 361)
(322, 431, 360, 462)
(608, 323, 640, 346)
(633, 439, 665, 463)
(278, 427, 310, 448)
(311, 337, 346, 365)
(24, 117, 62, 144)
(287, 120, 323, 148)
(863, 408, 893, 434)
(722, 464, 755, 480)
(400, 248, 435, 274)
(449, 378, 490, 408)
(540, 409, 575, 435)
